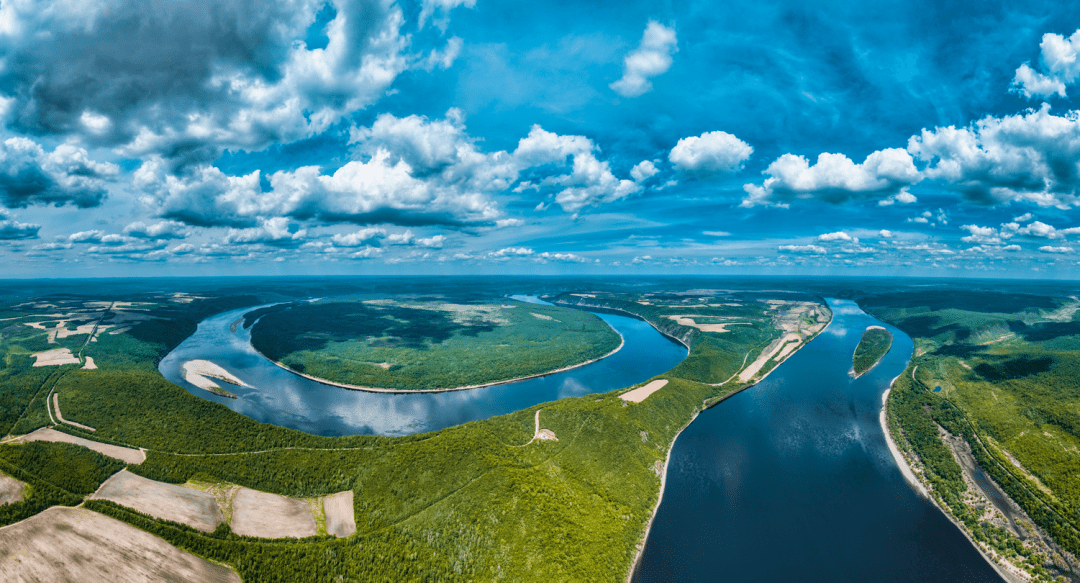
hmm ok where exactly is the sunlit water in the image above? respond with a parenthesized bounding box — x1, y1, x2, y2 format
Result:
(159, 298, 687, 436)
(632, 299, 1003, 582)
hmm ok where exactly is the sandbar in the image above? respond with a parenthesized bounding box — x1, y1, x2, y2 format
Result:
(620, 379, 669, 403)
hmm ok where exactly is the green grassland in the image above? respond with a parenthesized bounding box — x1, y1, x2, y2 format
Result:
(250, 300, 622, 390)
(852, 327, 892, 376)
(864, 292, 1080, 579)
(0, 285, 828, 581)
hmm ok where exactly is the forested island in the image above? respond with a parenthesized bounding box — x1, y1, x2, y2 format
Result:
(248, 298, 623, 391)
(852, 326, 893, 377)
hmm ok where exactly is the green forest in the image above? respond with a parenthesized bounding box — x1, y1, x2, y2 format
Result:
(865, 291, 1080, 580)
(0, 285, 823, 582)
(250, 299, 622, 390)
(852, 326, 892, 376)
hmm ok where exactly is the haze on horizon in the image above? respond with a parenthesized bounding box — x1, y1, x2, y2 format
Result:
(2, 0, 1080, 279)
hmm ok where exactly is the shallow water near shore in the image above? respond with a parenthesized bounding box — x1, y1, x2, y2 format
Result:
(159, 299, 687, 436)
(633, 299, 1004, 582)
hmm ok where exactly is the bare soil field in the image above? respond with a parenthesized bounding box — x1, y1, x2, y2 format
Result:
(323, 491, 356, 537)
(0, 506, 240, 583)
(30, 348, 79, 367)
(92, 469, 223, 532)
(17, 427, 145, 465)
(231, 487, 317, 539)
(0, 473, 25, 505)
(621, 379, 669, 403)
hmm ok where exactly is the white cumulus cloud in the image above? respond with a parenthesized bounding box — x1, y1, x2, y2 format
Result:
(742, 149, 920, 207)
(669, 131, 753, 177)
(610, 21, 677, 98)
(1012, 30, 1080, 99)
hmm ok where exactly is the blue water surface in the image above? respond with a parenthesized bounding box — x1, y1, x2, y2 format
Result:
(632, 299, 1003, 582)
(159, 299, 687, 436)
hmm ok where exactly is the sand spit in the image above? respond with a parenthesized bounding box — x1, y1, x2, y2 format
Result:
(31, 347, 79, 367)
(183, 360, 251, 393)
(52, 393, 96, 432)
(323, 491, 357, 537)
(0, 506, 241, 583)
(879, 387, 929, 498)
(621, 379, 669, 403)
(231, 487, 318, 539)
(880, 382, 1035, 583)
(17, 427, 145, 465)
(92, 470, 224, 532)
(738, 333, 800, 382)
(0, 473, 25, 506)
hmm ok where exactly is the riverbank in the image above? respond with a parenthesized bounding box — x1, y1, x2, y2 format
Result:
(255, 323, 626, 394)
(879, 379, 1027, 583)
(626, 303, 834, 581)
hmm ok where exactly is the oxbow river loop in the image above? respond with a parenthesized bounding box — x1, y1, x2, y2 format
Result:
(159, 297, 687, 436)
(632, 299, 1005, 582)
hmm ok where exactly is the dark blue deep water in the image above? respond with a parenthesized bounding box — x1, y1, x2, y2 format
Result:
(632, 299, 1003, 582)
(159, 299, 687, 436)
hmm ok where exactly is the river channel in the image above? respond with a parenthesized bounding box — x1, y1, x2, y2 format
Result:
(158, 298, 688, 436)
(632, 299, 1004, 582)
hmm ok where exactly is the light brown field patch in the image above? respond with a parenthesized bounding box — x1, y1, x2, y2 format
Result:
(664, 315, 750, 333)
(31, 347, 79, 367)
(17, 427, 145, 464)
(55, 322, 99, 339)
(0, 473, 25, 506)
(621, 379, 669, 403)
(323, 491, 356, 537)
(231, 487, 317, 539)
(92, 469, 224, 532)
(81, 356, 97, 370)
(0, 506, 241, 583)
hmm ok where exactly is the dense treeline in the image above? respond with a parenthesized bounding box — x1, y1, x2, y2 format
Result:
(53, 368, 395, 453)
(0, 441, 123, 495)
(0, 456, 82, 528)
(118, 376, 732, 580)
(250, 300, 621, 390)
(852, 327, 892, 375)
(0, 357, 59, 435)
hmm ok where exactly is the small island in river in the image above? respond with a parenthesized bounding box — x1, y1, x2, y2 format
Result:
(852, 326, 893, 378)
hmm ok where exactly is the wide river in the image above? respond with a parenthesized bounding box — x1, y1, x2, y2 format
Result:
(632, 299, 1004, 582)
(161, 296, 1004, 580)
(158, 297, 688, 436)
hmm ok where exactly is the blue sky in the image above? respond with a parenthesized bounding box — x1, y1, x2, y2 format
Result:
(4, 0, 1080, 278)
